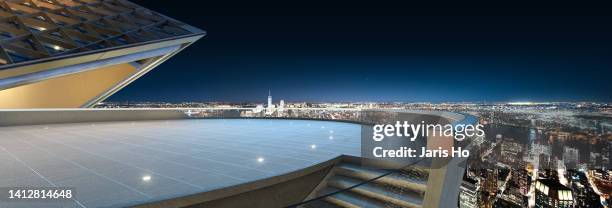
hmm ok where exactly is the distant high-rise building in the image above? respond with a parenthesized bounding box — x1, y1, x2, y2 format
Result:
(529, 128, 537, 142)
(459, 178, 478, 208)
(501, 139, 522, 165)
(267, 90, 272, 108)
(265, 90, 274, 115)
(535, 179, 574, 208)
(0, 0, 204, 108)
(526, 143, 551, 169)
(563, 147, 580, 168)
(253, 104, 263, 113)
(514, 168, 530, 196)
(485, 169, 498, 196)
(539, 153, 552, 171)
(549, 131, 571, 143)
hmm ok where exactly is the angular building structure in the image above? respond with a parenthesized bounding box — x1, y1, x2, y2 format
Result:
(0, 0, 204, 108)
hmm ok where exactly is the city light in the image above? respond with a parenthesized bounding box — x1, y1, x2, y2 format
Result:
(92, 99, 611, 208)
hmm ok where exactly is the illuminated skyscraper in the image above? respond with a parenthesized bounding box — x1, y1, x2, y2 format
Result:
(563, 147, 580, 168)
(265, 90, 274, 115)
(0, 0, 204, 108)
(459, 178, 478, 208)
(268, 89, 272, 108)
(535, 179, 574, 208)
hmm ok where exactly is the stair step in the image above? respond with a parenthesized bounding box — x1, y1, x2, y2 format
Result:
(335, 163, 428, 194)
(323, 189, 390, 208)
(328, 175, 423, 208)
(341, 155, 430, 177)
(399, 167, 429, 179)
(301, 199, 343, 208)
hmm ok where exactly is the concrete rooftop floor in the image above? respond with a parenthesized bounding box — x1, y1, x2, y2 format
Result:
(0, 119, 361, 208)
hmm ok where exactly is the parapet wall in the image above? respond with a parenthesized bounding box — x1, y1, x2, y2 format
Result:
(0, 108, 470, 127)
(0, 109, 188, 126)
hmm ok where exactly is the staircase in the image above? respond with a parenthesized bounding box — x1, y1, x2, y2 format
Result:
(302, 158, 429, 208)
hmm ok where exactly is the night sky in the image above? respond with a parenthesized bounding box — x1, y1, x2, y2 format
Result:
(108, 1, 612, 103)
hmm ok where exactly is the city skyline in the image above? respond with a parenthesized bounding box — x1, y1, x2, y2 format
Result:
(105, 89, 612, 104)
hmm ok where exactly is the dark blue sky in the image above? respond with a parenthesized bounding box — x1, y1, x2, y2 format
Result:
(108, 1, 612, 103)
